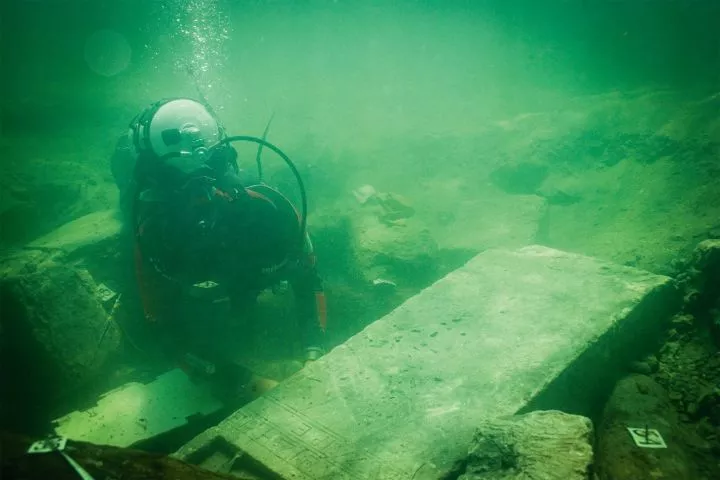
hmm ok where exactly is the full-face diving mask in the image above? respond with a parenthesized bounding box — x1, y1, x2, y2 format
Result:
(129, 98, 224, 177)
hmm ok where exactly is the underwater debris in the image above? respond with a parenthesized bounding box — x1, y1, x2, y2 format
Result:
(95, 283, 118, 305)
(372, 278, 397, 288)
(351, 185, 415, 223)
(352, 184, 377, 204)
(27, 435, 96, 480)
(375, 192, 415, 223)
(627, 426, 667, 449)
(3, 430, 239, 479)
(94, 294, 123, 363)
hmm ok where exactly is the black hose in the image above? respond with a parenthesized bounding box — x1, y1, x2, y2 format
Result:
(221, 135, 308, 246)
(255, 112, 275, 182)
(132, 136, 308, 251)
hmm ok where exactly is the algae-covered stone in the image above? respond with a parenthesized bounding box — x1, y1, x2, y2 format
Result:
(351, 212, 439, 287)
(175, 245, 680, 480)
(689, 239, 720, 276)
(0, 260, 122, 426)
(595, 375, 711, 480)
(27, 209, 123, 256)
(459, 411, 594, 480)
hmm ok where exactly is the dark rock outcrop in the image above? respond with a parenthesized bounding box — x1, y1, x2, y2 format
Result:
(458, 410, 594, 480)
(595, 374, 714, 480)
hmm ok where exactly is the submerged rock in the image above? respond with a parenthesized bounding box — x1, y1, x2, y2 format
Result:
(351, 184, 377, 205)
(0, 160, 116, 250)
(316, 190, 440, 288)
(373, 191, 416, 223)
(0, 257, 122, 429)
(536, 173, 585, 206)
(689, 239, 720, 277)
(26, 209, 122, 256)
(595, 374, 714, 480)
(351, 210, 439, 287)
(629, 360, 653, 375)
(681, 240, 720, 341)
(457, 410, 594, 480)
(489, 162, 549, 195)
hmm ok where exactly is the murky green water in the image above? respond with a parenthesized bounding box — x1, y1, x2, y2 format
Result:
(1, 1, 719, 477)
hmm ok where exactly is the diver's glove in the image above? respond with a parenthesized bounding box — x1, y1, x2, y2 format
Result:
(215, 362, 279, 399)
(181, 353, 216, 377)
(304, 346, 325, 365)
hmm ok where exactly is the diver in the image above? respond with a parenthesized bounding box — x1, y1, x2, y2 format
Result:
(110, 98, 327, 398)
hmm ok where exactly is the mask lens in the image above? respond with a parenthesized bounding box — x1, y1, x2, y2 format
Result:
(161, 128, 182, 146)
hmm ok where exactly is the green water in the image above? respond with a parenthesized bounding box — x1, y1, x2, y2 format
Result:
(0, 1, 716, 253)
(1, 0, 719, 476)
(1, 1, 718, 241)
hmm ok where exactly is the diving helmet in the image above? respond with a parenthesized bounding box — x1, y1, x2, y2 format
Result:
(129, 98, 224, 174)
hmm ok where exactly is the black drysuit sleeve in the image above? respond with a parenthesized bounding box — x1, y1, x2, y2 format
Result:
(289, 234, 327, 357)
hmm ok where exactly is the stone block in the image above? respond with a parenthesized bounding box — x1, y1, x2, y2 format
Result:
(174, 245, 681, 479)
(0, 261, 122, 427)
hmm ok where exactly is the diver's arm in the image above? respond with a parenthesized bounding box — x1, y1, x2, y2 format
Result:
(110, 133, 140, 218)
(290, 233, 328, 362)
